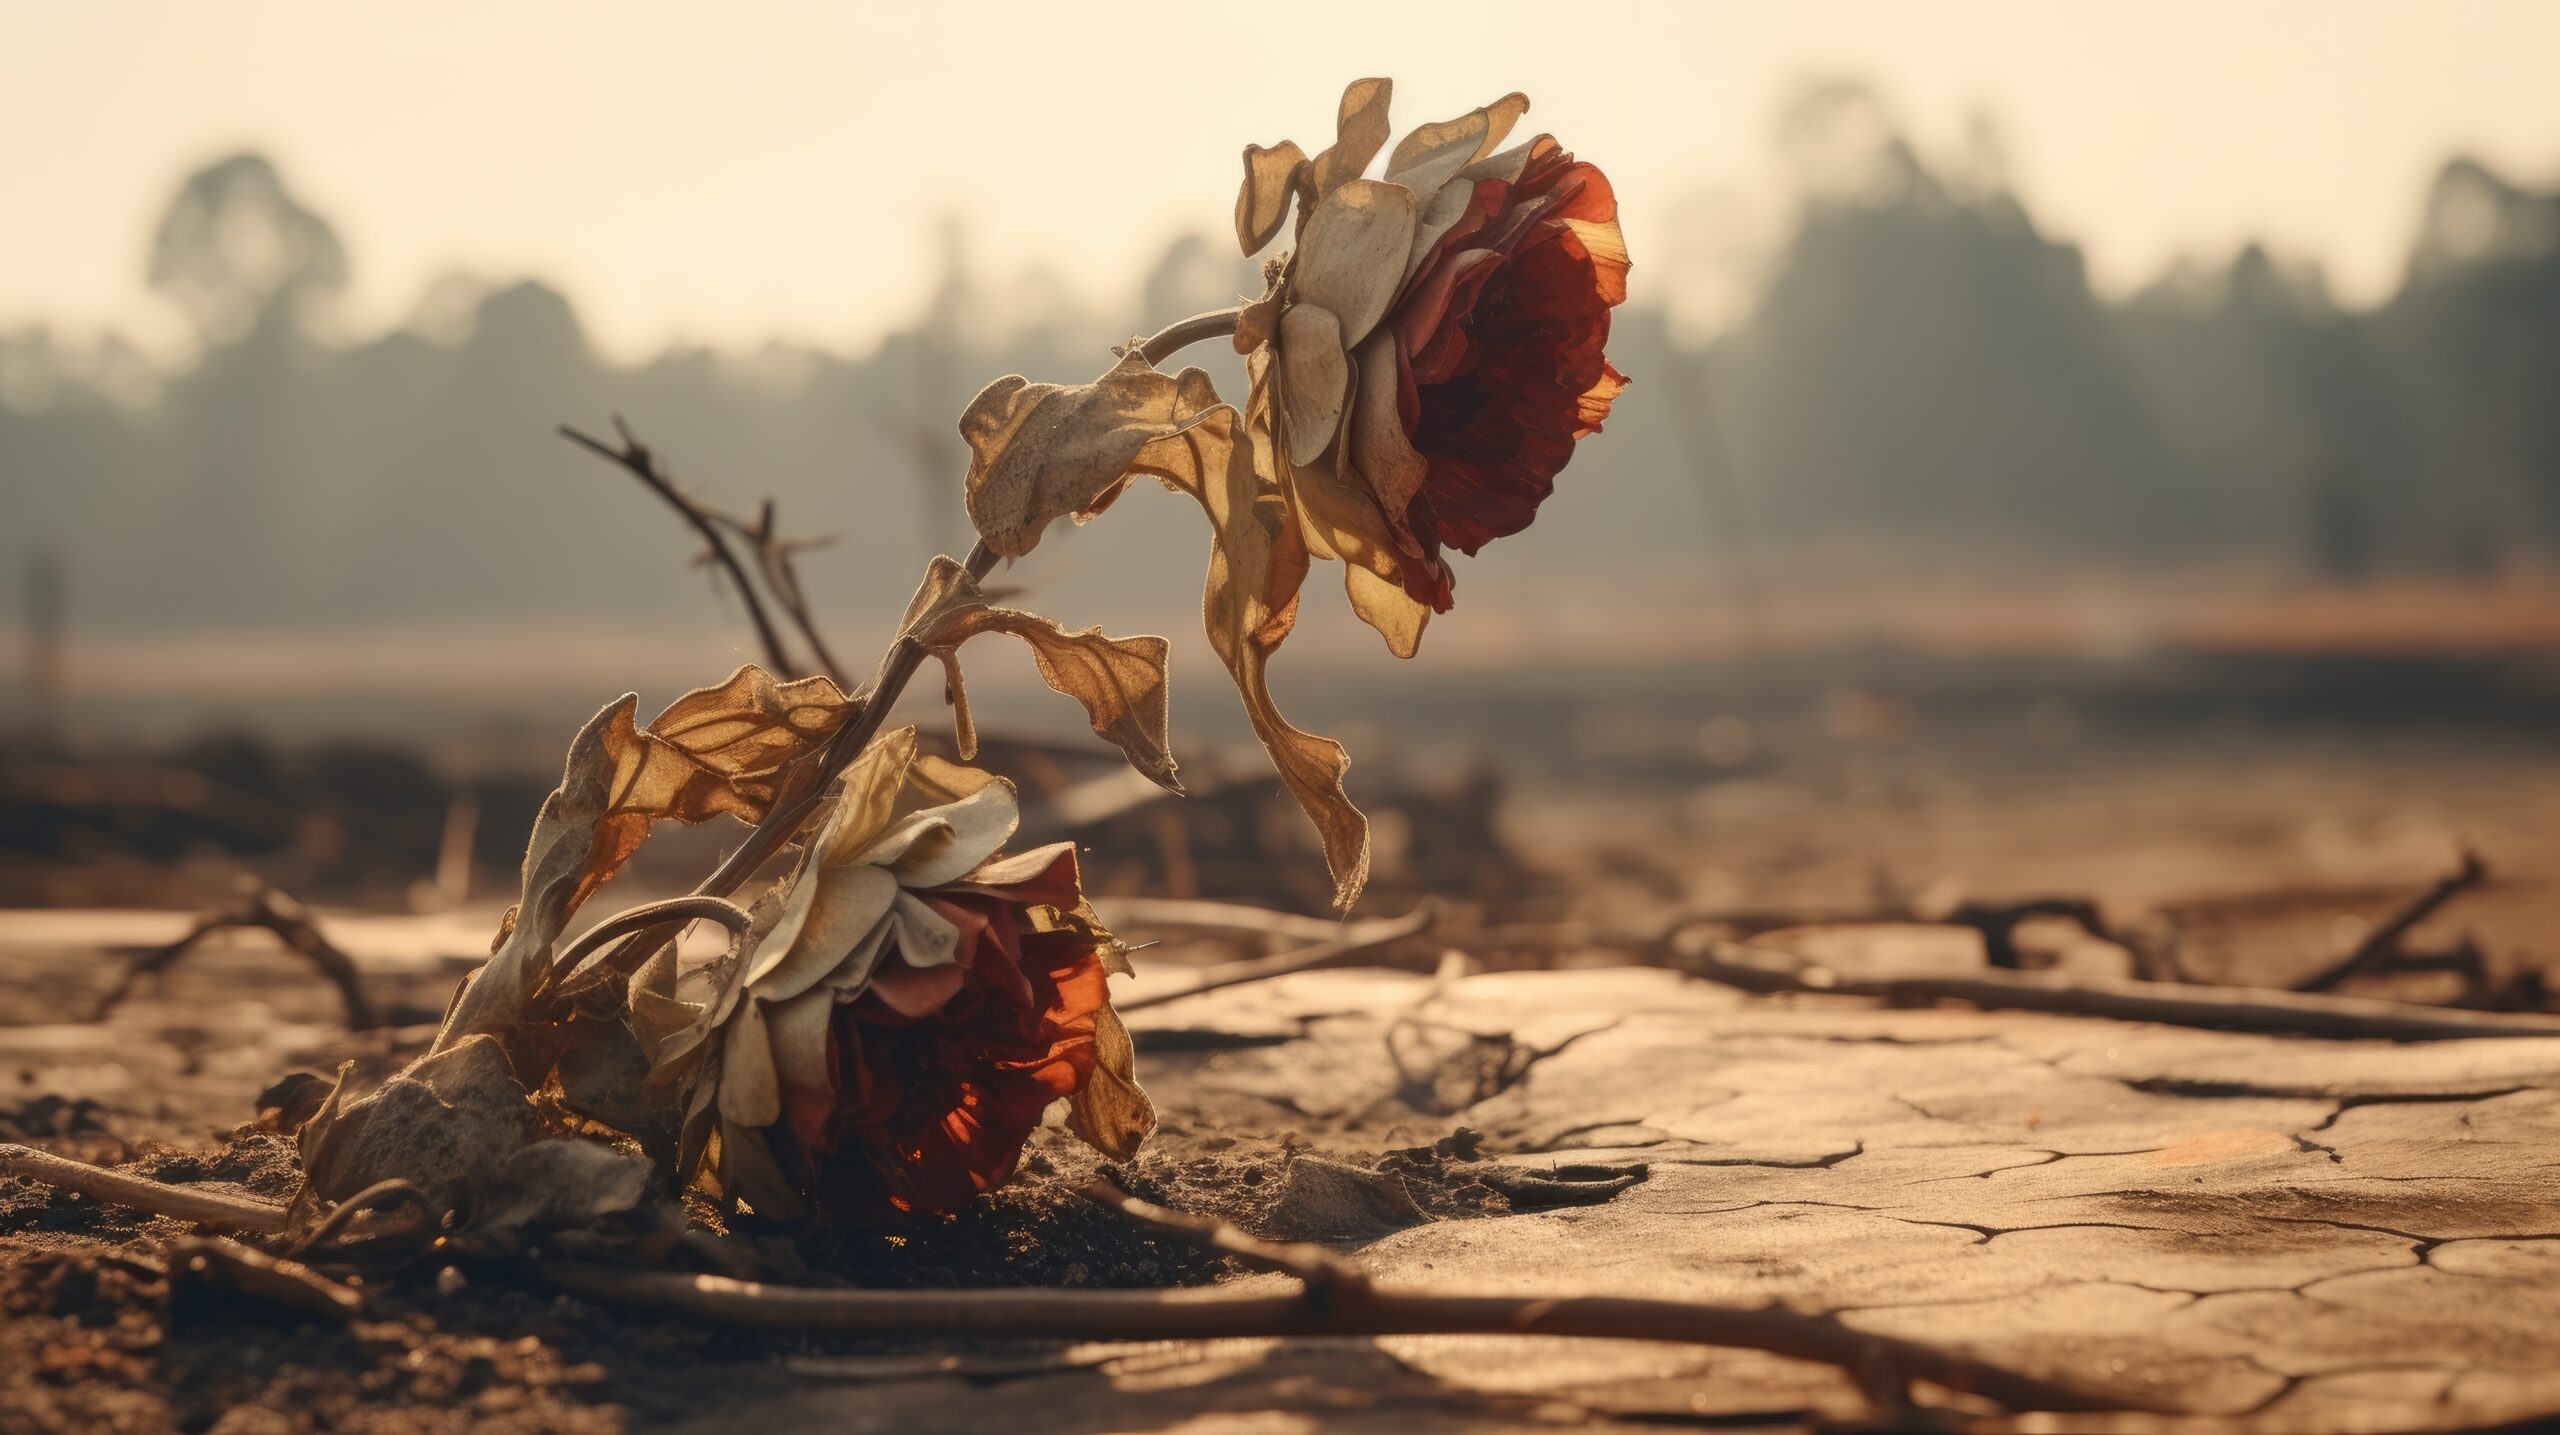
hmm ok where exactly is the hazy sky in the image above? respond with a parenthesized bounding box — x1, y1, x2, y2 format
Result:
(6, 2, 2559, 360)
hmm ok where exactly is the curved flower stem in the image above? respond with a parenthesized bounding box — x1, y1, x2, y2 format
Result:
(1127, 306, 1246, 364)
(550, 305, 1247, 1005)
(542, 895, 755, 996)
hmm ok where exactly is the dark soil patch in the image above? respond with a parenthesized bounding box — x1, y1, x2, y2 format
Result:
(0, 1116, 1628, 1433)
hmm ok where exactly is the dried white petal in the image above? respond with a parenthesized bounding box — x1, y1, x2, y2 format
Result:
(1279, 304, 1350, 468)
(1292, 179, 1418, 350)
(1309, 78, 1393, 200)
(887, 890, 961, 969)
(765, 986, 838, 1099)
(746, 862, 897, 1002)
(1388, 93, 1530, 198)
(718, 996, 780, 1128)
(854, 782, 1020, 888)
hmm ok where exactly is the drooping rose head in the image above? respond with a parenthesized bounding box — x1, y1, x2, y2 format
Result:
(1236, 81, 1629, 641)
(644, 728, 1153, 1220)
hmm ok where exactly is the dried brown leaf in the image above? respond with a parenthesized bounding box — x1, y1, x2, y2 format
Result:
(1236, 140, 1308, 256)
(901, 555, 1181, 792)
(1066, 1003, 1154, 1160)
(959, 353, 1228, 559)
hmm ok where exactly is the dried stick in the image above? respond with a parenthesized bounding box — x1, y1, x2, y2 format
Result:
(561, 416, 798, 676)
(1115, 902, 1436, 1013)
(0, 1143, 291, 1234)
(2295, 849, 2489, 993)
(1100, 898, 1359, 946)
(532, 1261, 2134, 1414)
(1682, 936, 2560, 1041)
(554, 308, 1246, 1003)
(726, 499, 853, 684)
(169, 1236, 365, 1322)
(1079, 1179, 1359, 1286)
(93, 882, 377, 1030)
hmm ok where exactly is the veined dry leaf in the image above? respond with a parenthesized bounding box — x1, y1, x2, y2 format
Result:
(1309, 78, 1393, 201)
(1066, 1003, 1154, 1160)
(1127, 359, 1371, 910)
(1236, 140, 1307, 256)
(596, 665, 855, 874)
(438, 669, 852, 1061)
(899, 555, 1180, 792)
(960, 353, 1231, 559)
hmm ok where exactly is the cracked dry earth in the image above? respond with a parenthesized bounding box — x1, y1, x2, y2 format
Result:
(6, 924, 2560, 1431)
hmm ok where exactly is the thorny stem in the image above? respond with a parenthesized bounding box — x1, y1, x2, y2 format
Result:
(552, 304, 1248, 1004)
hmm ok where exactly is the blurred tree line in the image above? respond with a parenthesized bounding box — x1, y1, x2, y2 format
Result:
(7, 84, 2560, 647)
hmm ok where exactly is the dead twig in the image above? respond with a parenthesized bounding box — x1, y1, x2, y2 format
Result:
(1099, 898, 1357, 947)
(169, 1236, 365, 1322)
(1080, 1179, 1361, 1288)
(530, 1260, 2136, 1414)
(1679, 934, 2560, 1042)
(0, 1143, 291, 1234)
(2295, 849, 2489, 994)
(1115, 902, 1436, 1013)
(561, 417, 800, 677)
(93, 881, 377, 1030)
(724, 497, 853, 684)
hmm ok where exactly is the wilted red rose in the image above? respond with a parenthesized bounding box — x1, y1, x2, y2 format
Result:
(1238, 82, 1631, 656)
(772, 843, 1110, 1217)
(1372, 140, 1628, 610)
(684, 733, 1152, 1220)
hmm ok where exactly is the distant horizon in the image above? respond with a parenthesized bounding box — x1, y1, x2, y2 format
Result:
(7, 2, 2560, 363)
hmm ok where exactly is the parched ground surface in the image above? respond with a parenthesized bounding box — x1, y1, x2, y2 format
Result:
(4, 742, 2559, 1433)
(2, 931, 2559, 1431)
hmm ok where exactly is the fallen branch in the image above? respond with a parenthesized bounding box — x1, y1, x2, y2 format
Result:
(1115, 902, 1436, 1013)
(93, 882, 377, 1030)
(1680, 935, 2560, 1042)
(531, 1260, 2135, 1415)
(2295, 849, 2488, 994)
(0, 1143, 291, 1234)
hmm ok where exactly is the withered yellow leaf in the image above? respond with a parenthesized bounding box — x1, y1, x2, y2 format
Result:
(901, 555, 1181, 793)
(1130, 354, 1371, 910)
